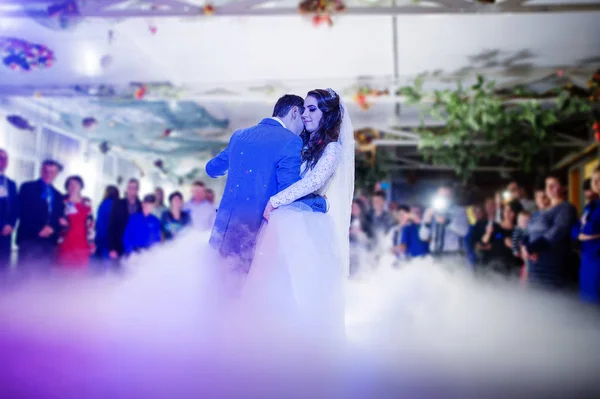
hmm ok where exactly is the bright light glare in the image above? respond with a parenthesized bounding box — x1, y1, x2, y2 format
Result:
(77, 47, 102, 77)
(432, 196, 448, 211)
(502, 190, 511, 201)
(70, 158, 98, 194)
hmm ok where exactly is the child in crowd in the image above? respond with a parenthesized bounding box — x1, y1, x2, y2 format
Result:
(378, 205, 410, 268)
(390, 205, 411, 259)
(400, 205, 430, 259)
(123, 194, 162, 255)
(512, 210, 531, 282)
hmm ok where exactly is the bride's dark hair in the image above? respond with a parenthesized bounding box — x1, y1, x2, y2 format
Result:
(301, 89, 343, 170)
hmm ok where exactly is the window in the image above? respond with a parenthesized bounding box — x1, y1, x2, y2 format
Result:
(117, 157, 138, 179)
(8, 158, 36, 185)
(39, 127, 59, 161)
(53, 131, 80, 169)
(102, 155, 115, 178)
(8, 125, 36, 158)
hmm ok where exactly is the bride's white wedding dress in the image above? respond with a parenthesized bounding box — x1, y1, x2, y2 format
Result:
(241, 142, 346, 341)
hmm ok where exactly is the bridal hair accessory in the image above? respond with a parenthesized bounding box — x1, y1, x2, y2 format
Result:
(327, 88, 337, 98)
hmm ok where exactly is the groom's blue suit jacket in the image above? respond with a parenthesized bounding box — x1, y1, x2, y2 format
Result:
(206, 118, 326, 264)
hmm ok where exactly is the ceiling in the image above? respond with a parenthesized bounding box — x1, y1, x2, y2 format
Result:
(1, 0, 599, 181)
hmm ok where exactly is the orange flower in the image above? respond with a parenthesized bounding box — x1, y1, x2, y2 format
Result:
(203, 4, 214, 15)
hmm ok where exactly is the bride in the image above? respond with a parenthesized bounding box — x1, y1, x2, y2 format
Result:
(240, 88, 354, 341)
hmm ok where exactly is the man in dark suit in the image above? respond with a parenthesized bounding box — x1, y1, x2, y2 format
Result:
(17, 159, 65, 268)
(0, 149, 18, 269)
(108, 178, 141, 260)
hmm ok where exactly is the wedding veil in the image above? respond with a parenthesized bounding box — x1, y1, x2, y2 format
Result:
(324, 98, 355, 278)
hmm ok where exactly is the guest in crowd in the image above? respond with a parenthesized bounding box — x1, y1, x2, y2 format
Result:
(355, 191, 372, 216)
(206, 188, 215, 205)
(573, 179, 596, 241)
(400, 205, 429, 259)
(525, 184, 551, 279)
(512, 210, 531, 281)
(526, 174, 578, 289)
(123, 194, 162, 255)
(350, 199, 372, 276)
(83, 197, 94, 243)
(420, 185, 469, 260)
(577, 166, 600, 304)
(153, 187, 168, 219)
(533, 184, 551, 212)
(583, 178, 599, 205)
(386, 204, 411, 261)
(470, 199, 496, 265)
(367, 191, 395, 255)
(184, 181, 215, 232)
(506, 180, 537, 213)
(467, 203, 487, 266)
(17, 160, 64, 268)
(0, 149, 18, 269)
(480, 199, 522, 276)
(94, 185, 119, 260)
(108, 178, 141, 260)
(368, 191, 395, 235)
(387, 201, 400, 214)
(56, 176, 93, 268)
(161, 191, 191, 241)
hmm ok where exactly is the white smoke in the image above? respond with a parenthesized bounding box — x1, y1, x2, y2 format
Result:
(0, 232, 599, 398)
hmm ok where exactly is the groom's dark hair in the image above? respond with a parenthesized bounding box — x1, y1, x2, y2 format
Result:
(272, 94, 304, 118)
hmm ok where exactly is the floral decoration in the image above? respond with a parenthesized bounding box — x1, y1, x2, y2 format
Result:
(353, 87, 389, 110)
(298, 0, 346, 27)
(203, 4, 215, 15)
(354, 128, 381, 164)
(0, 37, 55, 71)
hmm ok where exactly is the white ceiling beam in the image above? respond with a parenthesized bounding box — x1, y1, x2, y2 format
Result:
(429, 0, 472, 9)
(219, 0, 281, 12)
(148, 0, 202, 12)
(556, 132, 589, 146)
(388, 156, 428, 167)
(374, 139, 421, 146)
(83, 0, 130, 13)
(1, 4, 600, 17)
(370, 125, 422, 140)
(500, 0, 531, 7)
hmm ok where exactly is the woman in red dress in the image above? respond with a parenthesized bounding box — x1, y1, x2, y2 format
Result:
(56, 176, 93, 268)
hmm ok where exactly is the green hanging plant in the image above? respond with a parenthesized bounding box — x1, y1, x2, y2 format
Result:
(397, 74, 593, 181)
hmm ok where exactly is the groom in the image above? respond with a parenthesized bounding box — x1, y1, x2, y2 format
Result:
(206, 94, 327, 273)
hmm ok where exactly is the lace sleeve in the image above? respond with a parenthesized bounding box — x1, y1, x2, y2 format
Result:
(270, 142, 341, 208)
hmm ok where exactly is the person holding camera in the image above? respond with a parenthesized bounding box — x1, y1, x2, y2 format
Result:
(419, 185, 469, 262)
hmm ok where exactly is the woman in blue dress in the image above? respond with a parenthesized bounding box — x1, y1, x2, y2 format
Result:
(578, 166, 600, 304)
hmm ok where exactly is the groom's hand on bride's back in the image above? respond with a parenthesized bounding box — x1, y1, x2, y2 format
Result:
(263, 195, 328, 221)
(301, 194, 328, 214)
